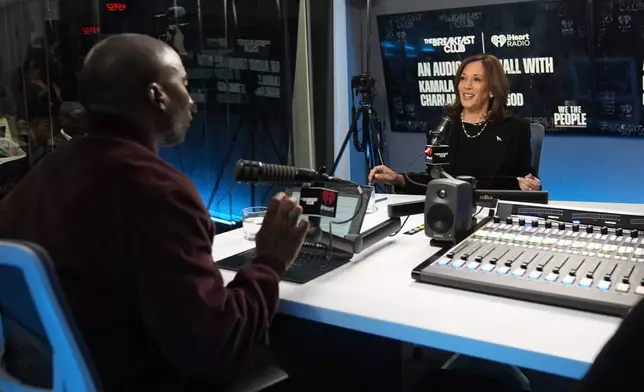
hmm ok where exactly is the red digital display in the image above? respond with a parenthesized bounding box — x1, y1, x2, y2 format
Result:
(106, 3, 127, 12)
(82, 26, 100, 35)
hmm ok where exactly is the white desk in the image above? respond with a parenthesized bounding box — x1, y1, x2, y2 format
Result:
(212, 195, 633, 380)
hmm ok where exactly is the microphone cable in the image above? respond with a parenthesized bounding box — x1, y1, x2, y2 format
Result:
(474, 206, 484, 217)
(328, 183, 366, 225)
(403, 152, 431, 188)
(389, 216, 410, 237)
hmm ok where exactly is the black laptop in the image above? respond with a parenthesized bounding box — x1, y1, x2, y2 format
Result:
(217, 185, 373, 284)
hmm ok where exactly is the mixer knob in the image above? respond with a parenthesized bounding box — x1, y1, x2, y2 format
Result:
(545, 221, 552, 229)
(506, 217, 513, 225)
(573, 224, 579, 232)
(558, 223, 566, 231)
(493, 216, 500, 224)
(616, 228, 624, 236)
(631, 230, 639, 239)
(586, 226, 593, 234)
(532, 220, 539, 228)
(519, 218, 526, 226)
(601, 227, 608, 235)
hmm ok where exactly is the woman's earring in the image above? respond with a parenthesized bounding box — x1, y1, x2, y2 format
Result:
(489, 93, 494, 98)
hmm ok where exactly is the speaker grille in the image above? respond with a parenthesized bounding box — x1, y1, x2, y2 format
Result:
(426, 204, 454, 234)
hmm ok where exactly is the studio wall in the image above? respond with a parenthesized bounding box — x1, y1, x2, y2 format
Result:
(346, 0, 644, 203)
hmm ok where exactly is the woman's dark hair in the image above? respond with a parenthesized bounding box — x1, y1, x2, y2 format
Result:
(444, 54, 509, 122)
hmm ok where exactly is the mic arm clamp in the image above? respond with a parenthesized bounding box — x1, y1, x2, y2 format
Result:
(426, 132, 451, 180)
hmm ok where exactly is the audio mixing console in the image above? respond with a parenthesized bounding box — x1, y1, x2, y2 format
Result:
(413, 201, 644, 316)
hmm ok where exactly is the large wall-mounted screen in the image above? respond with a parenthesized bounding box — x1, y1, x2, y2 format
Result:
(377, 0, 644, 136)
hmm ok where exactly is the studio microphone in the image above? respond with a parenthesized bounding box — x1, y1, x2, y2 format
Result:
(429, 116, 452, 145)
(234, 159, 350, 185)
(153, 6, 186, 19)
(426, 116, 453, 179)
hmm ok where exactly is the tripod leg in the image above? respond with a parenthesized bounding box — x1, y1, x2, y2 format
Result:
(362, 112, 373, 180)
(331, 115, 360, 176)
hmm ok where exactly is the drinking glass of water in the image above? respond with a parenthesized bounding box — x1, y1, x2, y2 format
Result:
(366, 185, 377, 213)
(242, 206, 266, 241)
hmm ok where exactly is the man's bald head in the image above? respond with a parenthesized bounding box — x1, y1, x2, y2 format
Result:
(79, 34, 194, 148)
(80, 34, 172, 115)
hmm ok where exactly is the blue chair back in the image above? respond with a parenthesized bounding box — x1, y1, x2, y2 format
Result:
(529, 123, 545, 177)
(0, 241, 100, 391)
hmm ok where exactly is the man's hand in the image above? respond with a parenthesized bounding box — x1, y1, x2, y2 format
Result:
(255, 193, 310, 268)
(517, 174, 541, 191)
(368, 165, 405, 187)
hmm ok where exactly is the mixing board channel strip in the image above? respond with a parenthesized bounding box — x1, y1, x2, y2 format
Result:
(417, 215, 644, 317)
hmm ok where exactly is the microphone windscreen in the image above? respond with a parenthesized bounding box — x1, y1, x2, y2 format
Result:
(436, 116, 452, 132)
(169, 6, 186, 18)
(234, 160, 299, 183)
(234, 160, 257, 182)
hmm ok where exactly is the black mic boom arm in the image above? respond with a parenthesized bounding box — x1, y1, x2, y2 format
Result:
(310, 218, 402, 254)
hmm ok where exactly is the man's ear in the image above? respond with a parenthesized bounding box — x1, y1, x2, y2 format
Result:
(147, 82, 167, 111)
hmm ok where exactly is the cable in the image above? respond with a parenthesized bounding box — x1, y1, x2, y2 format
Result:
(331, 183, 365, 225)
(389, 216, 410, 237)
(326, 219, 333, 261)
(403, 152, 431, 188)
(473, 207, 483, 217)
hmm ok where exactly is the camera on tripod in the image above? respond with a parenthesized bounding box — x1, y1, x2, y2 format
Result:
(330, 0, 389, 185)
(351, 74, 376, 93)
(351, 74, 376, 108)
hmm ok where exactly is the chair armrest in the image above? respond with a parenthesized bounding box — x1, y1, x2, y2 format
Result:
(222, 365, 288, 392)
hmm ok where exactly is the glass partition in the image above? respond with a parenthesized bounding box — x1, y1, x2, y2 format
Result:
(0, 0, 301, 228)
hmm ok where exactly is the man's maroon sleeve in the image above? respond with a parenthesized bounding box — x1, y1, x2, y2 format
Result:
(127, 182, 285, 378)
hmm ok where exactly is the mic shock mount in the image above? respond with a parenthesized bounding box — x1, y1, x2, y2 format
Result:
(424, 116, 453, 181)
(425, 136, 451, 180)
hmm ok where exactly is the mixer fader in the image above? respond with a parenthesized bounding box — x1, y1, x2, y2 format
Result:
(413, 201, 644, 316)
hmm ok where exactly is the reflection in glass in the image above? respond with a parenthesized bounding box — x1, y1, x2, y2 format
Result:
(0, 0, 55, 197)
(0, 0, 300, 225)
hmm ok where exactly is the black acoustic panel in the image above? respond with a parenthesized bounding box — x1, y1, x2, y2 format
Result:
(592, 0, 644, 136)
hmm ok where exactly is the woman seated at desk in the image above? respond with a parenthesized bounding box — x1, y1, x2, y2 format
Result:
(370, 53, 541, 193)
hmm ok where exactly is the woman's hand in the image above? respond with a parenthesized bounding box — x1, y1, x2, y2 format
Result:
(517, 174, 541, 191)
(368, 165, 405, 187)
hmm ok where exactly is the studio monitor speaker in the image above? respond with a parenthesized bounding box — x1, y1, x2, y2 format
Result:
(424, 178, 474, 243)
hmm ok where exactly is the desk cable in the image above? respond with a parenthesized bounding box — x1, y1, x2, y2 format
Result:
(389, 216, 410, 237)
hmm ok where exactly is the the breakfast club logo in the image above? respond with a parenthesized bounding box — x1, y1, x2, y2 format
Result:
(491, 33, 531, 48)
(553, 101, 587, 128)
(299, 187, 338, 218)
(423, 36, 475, 53)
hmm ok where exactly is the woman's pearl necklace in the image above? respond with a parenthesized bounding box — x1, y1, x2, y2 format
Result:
(461, 111, 489, 139)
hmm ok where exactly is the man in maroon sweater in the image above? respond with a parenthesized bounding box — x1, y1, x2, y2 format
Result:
(0, 34, 309, 391)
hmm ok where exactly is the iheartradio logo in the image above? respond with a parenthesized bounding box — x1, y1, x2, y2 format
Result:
(491, 35, 507, 47)
(491, 33, 530, 47)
